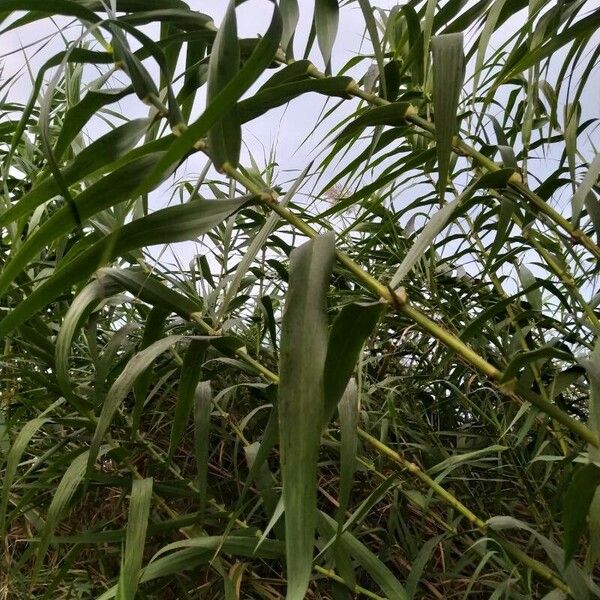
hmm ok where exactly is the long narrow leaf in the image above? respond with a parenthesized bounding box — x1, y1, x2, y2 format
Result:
(279, 232, 335, 600)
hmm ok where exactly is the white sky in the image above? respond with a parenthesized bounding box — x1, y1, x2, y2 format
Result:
(2, 0, 389, 164)
(2, 1, 599, 300)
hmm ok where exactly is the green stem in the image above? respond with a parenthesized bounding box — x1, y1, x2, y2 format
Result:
(356, 429, 571, 595)
(298, 59, 600, 260)
(183, 300, 570, 594)
(220, 164, 599, 448)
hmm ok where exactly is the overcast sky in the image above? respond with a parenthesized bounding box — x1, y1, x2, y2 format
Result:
(2, 0, 397, 170)
(2, 1, 599, 290)
(5, 1, 598, 181)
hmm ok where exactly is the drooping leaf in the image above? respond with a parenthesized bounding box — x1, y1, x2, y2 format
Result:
(563, 464, 600, 566)
(280, 0, 300, 54)
(0, 199, 248, 337)
(278, 232, 335, 600)
(117, 478, 153, 600)
(572, 152, 600, 227)
(337, 380, 358, 530)
(206, 0, 241, 170)
(315, 0, 339, 71)
(193, 381, 213, 521)
(88, 337, 185, 472)
(431, 33, 465, 198)
(34, 446, 110, 582)
(323, 301, 384, 424)
(169, 340, 208, 457)
(0, 418, 49, 538)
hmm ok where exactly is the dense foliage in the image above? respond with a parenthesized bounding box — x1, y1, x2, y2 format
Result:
(1, 1, 600, 598)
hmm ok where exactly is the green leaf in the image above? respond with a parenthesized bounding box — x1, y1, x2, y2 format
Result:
(98, 537, 285, 600)
(110, 28, 159, 105)
(152, 534, 285, 563)
(428, 444, 508, 476)
(256, 495, 285, 551)
(518, 265, 543, 311)
(492, 10, 600, 88)
(117, 478, 153, 600)
(169, 340, 208, 457)
(357, 0, 386, 98)
(245, 440, 280, 525)
(389, 196, 461, 289)
(0, 0, 99, 30)
(422, 0, 436, 78)
(337, 380, 358, 530)
(323, 301, 384, 424)
(563, 464, 600, 566)
(206, 0, 241, 170)
(138, 2, 282, 193)
(0, 198, 247, 337)
(55, 279, 118, 404)
(54, 87, 133, 160)
(405, 536, 443, 600)
(500, 345, 574, 385)
(239, 77, 353, 123)
(318, 512, 408, 600)
(279, 232, 335, 600)
(338, 102, 410, 139)
(460, 283, 538, 341)
(578, 342, 600, 462)
(315, 0, 339, 71)
(431, 33, 465, 198)
(117, 8, 213, 29)
(88, 336, 184, 472)
(564, 103, 580, 191)
(572, 152, 600, 227)
(34, 446, 110, 582)
(587, 487, 600, 571)
(98, 268, 202, 319)
(3, 47, 111, 170)
(471, 0, 508, 104)
(280, 0, 299, 54)
(241, 397, 279, 501)
(179, 39, 208, 123)
(132, 307, 170, 434)
(486, 515, 589, 598)
(0, 418, 49, 538)
(220, 162, 312, 318)
(258, 60, 313, 89)
(0, 153, 165, 299)
(585, 192, 600, 243)
(193, 381, 213, 521)
(318, 148, 436, 218)
(485, 196, 515, 274)
(0, 118, 150, 229)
